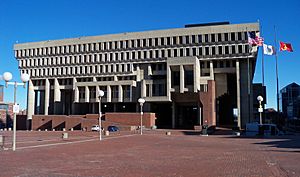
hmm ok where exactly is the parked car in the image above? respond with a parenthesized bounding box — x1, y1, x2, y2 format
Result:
(107, 125, 119, 132)
(91, 125, 103, 132)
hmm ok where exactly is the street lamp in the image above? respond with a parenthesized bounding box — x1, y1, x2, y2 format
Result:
(257, 95, 264, 125)
(3, 72, 30, 151)
(138, 98, 145, 135)
(98, 90, 104, 141)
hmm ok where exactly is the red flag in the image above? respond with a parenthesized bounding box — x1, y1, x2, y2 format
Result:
(280, 41, 293, 52)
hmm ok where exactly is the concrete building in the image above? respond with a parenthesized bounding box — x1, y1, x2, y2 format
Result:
(14, 22, 259, 129)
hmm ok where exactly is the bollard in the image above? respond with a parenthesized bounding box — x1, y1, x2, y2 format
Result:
(45, 129, 48, 131)
(8, 128, 12, 131)
(63, 128, 66, 131)
(105, 130, 109, 136)
(38, 129, 41, 131)
(70, 128, 73, 131)
(166, 131, 171, 136)
(62, 132, 68, 140)
(52, 129, 55, 131)
(0, 135, 4, 148)
(4, 128, 7, 131)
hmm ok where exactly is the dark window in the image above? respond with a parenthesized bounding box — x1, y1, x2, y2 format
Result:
(232, 46, 236, 54)
(132, 52, 136, 59)
(245, 45, 249, 53)
(168, 49, 171, 57)
(198, 35, 202, 43)
(172, 71, 180, 86)
(155, 38, 159, 46)
(225, 46, 229, 54)
(213, 61, 217, 68)
(199, 47, 202, 56)
(205, 47, 209, 55)
(167, 37, 171, 45)
(231, 33, 235, 41)
(192, 35, 196, 43)
(179, 36, 183, 44)
(173, 37, 177, 45)
(205, 34, 209, 42)
(137, 40, 141, 47)
(220, 61, 224, 68)
(218, 46, 223, 55)
(212, 47, 216, 55)
(149, 39, 152, 46)
(218, 33, 222, 41)
(161, 38, 165, 45)
(238, 45, 243, 53)
(192, 48, 196, 56)
(211, 34, 215, 42)
(185, 36, 190, 44)
(224, 33, 229, 41)
(232, 61, 236, 67)
(180, 48, 184, 56)
(238, 32, 242, 40)
(226, 61, 230, 67)
(185, 70, 193, 85)
(162, 50, 165, 58)
(143, 39, 147, 47)
(186, 48, 190, 56)
(155, 50, 159, 58)
(144, 51, 147, 58)
(174, 49, 177, 57)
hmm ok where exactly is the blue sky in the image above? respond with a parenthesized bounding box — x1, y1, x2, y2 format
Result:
(0, 0, 299, 110)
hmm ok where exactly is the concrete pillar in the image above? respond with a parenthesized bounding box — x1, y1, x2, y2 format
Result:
(180, 65, 185, 93)
(44, 79, 50, 115)
(118, 85, 123, 102)
(167, 65, 171, 99)
(136, 65, 141, 81)
(194, 59, 200, 92)
(147, 64, 152, 76)
(210, 61, 214, 80)
(107, 85, 111, 102)
(27, 80, 35, 120)
(172, 102, 176, 128)
(74, 86, 79, 102)
(236, 61, 241, 129)
(54, 78, 61, 102)
(96, 85, 100, 102)
(141, 80, 146, 97)
(85, 86, 89, 102)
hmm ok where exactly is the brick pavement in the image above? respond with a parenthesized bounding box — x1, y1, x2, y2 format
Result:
(0, 130, 299, 177)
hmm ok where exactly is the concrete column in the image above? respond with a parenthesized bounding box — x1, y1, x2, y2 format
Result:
(136, 65, 141, 81)
(147, 64, 152, 76)
(27, 80, 35, 120)
(96, 85, 100, 102)
(44, 79, 50, 115)
(172, 102, 176, 128)
(118, 85, 123, 102)
(180, 65, 185, 93)
(54, 78, 61, 102)
(194, 59, 200, 92)
(236, 61, 241, 129)
(141, 80, 146, 97)
(107, 85, 111, 102)
(74, 86, 79, 102)
(85, 86, 90, 102)
(167, 65, 171, 99)
(210, 61, 214, 80)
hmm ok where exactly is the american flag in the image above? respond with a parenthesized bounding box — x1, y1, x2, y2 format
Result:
(247, 31, 264, 46)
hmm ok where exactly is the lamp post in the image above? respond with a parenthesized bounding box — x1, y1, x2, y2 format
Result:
(3, 72, 30, 151)
(138, 98, 145, 135)
(257, 95, 264, 125)
(98, 90, 104, 141)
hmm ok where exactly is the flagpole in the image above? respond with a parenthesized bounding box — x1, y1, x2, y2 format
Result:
(260, 22, 265, 123)
(246, 28, 251, 124)
(274, 26, 280, 118)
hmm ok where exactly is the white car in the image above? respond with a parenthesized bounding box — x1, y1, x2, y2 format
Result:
(91, 125, 103, 132)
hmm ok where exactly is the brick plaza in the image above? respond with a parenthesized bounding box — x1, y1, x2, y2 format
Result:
(0, 130, 299, 177)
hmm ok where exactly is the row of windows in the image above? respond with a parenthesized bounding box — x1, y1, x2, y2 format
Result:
(78, 85, 131, 100)
(19, 44, 250, 68)
(16, 31, 251, 58)
(21, 63, 134, 78)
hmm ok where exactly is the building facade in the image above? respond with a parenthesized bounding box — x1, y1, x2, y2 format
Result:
(280, 82, 300, 119)
(14, 22, 259, 129)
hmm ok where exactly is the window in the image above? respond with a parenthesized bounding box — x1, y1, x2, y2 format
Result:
(192, 35, 196, 43)
(218, 46, 223, 55)
(205, 47, 209, 55)
(185, 70, 193, 86)
(192, 48, 197, 56)
(238, 45, 243, 53)
(205, 34, 209, 43)
(198, 35, 202, 43)
(224, 33, 229, 41)
(218, 33, 222, 42)
(211, 34, 215, 42)
(232, 45, 236, 54)
(186, 48, 190, 56)
(179, 36, 183, 44)
(212, 47, 216, 55)
(231, 32, 236, 41)
(225, 46, 229, 54)
(173, 36, 177, 45)
(185, 36, 190, 44)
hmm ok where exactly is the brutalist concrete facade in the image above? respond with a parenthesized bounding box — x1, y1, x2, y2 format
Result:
(14, 22, 259, 129)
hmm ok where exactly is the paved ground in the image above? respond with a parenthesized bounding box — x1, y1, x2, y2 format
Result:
(0, 130, 299, 177)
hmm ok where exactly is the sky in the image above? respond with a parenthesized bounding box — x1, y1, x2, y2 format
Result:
(0, 0, 299, 110)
